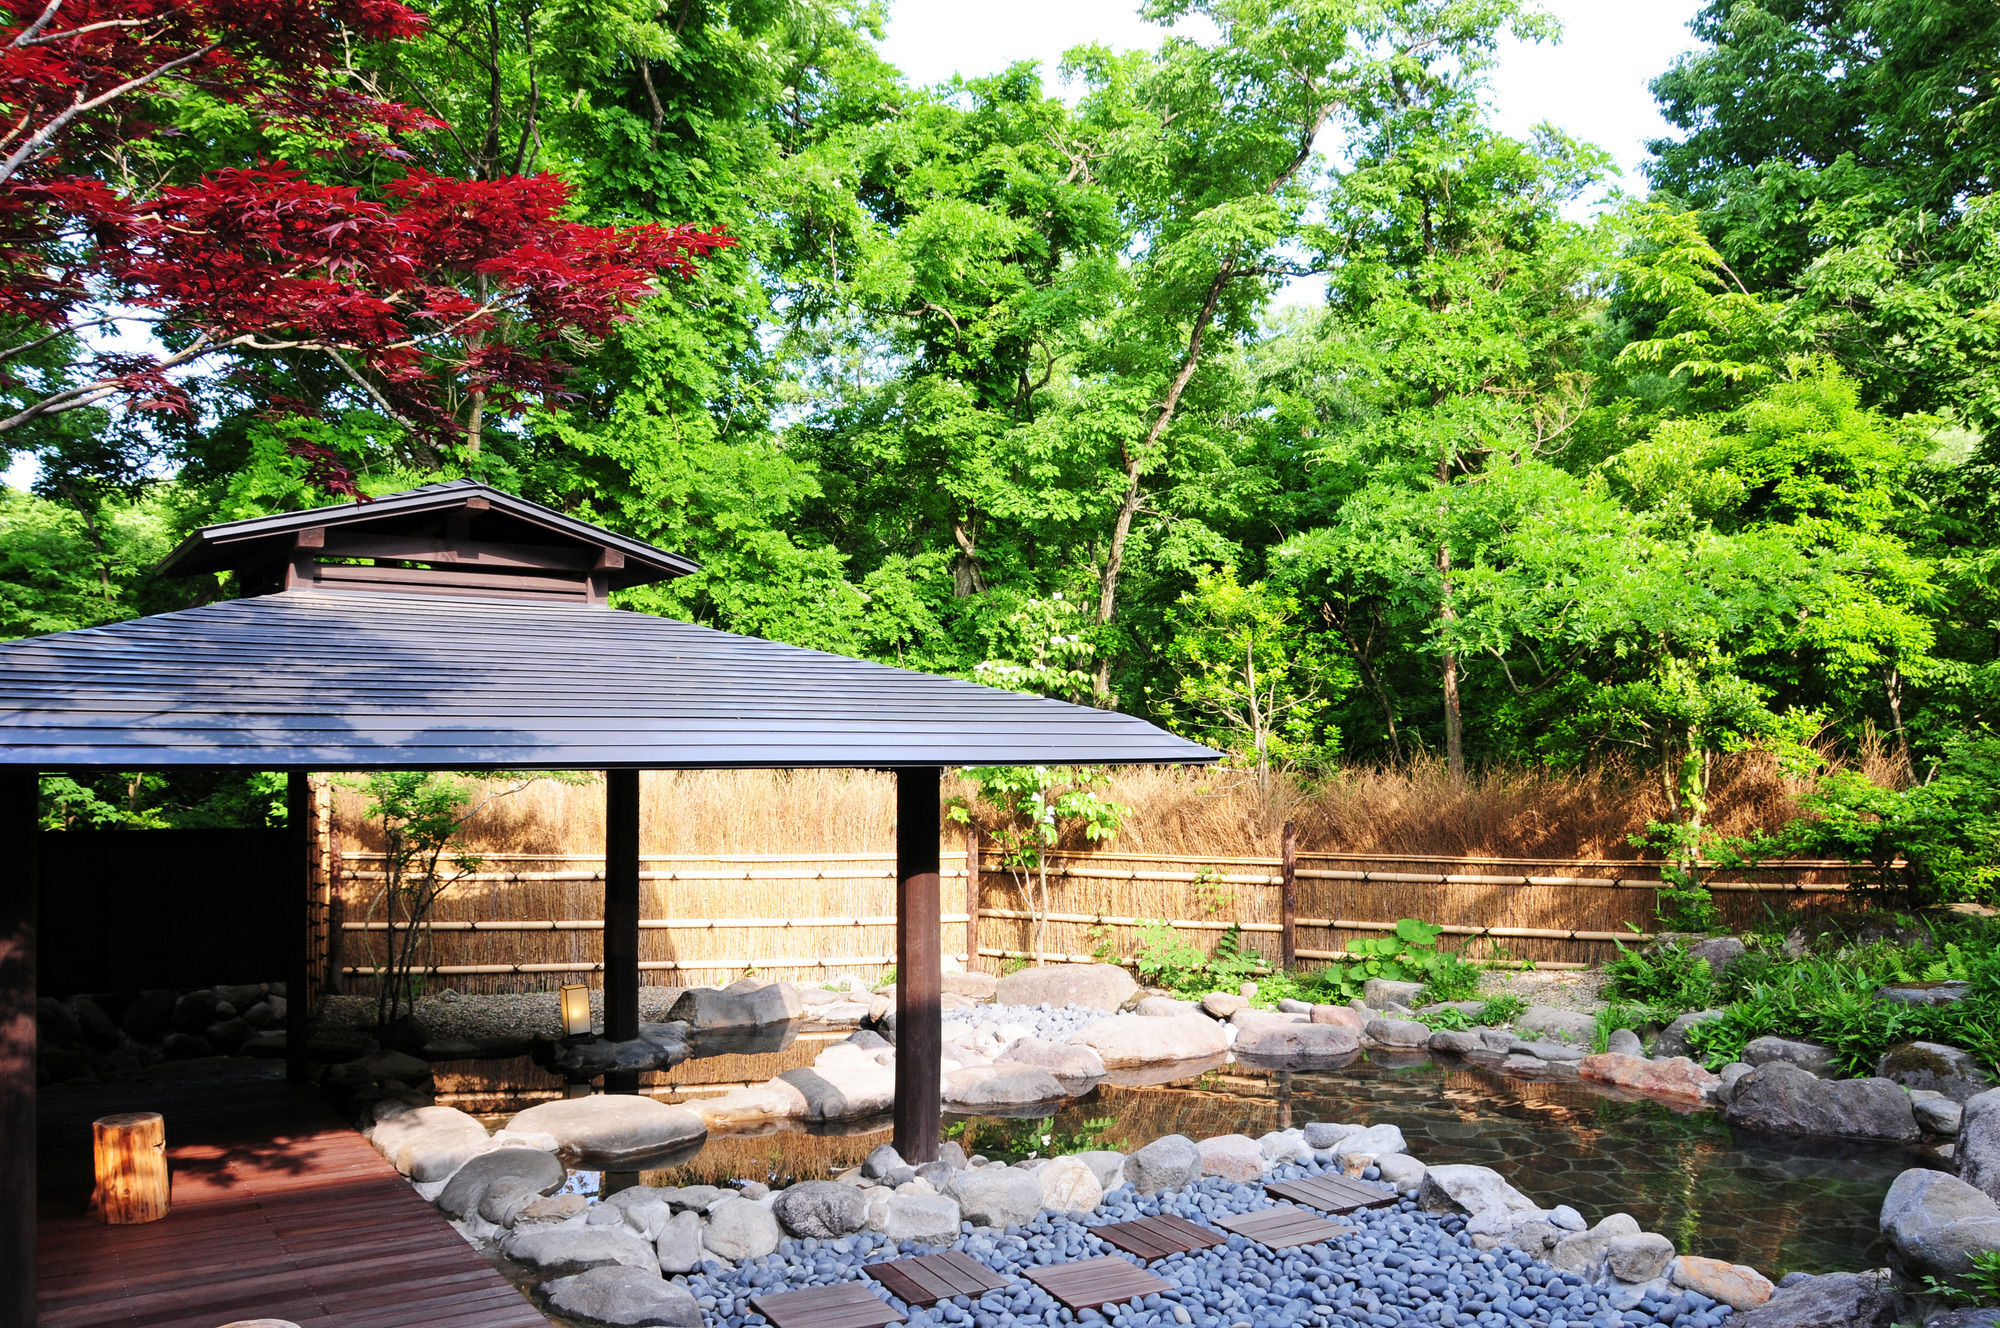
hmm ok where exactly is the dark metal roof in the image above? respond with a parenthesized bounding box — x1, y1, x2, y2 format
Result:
(0, 591, 1218, 770)
(157, 479, 699, 586)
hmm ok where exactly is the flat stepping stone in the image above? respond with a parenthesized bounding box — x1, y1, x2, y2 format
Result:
(1265, 1173, 1398, 1215)
(1092, 1213, 1225, 1260)
(865, 1250, 1011, 1307)
(1216, 1203, 1354, 1248)
(1025, 1255, 1173, 1313)
(749, 1282, 906, 1328)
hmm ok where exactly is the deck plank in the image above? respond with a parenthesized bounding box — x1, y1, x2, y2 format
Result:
(1264, 1174, 1399, 1216)
(1024, 1255, 1172, 1313)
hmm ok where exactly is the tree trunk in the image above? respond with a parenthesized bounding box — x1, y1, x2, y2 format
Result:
(91, 1112, 169, 1224)
(1885, 666, 1915, 782)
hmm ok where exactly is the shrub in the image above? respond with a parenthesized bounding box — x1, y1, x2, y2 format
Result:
(1605, 941, 1717, 1010)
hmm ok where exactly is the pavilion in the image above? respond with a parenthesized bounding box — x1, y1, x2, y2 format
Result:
(0, 479, 1214, 1323)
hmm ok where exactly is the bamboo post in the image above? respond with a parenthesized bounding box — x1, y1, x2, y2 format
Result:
(965, 826, 981, 972)
(91, 1112, 169, 1224)
(1280, 820, 1298, 969)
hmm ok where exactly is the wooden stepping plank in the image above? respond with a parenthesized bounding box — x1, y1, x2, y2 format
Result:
(866, 1250, 1011, 1307)
(1216, 1203, 1355, 1249)
(1026, 1255, 1174, 1313)
(1265, 1173, 1399, 1215)
(749, 1282, 908, 1328)
(1093, 1214, 1226, 1261)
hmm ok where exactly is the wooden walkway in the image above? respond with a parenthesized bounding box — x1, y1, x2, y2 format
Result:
(36, 1062, 549, 1328)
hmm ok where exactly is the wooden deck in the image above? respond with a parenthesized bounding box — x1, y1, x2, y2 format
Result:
(36, 1061, 549, 1328)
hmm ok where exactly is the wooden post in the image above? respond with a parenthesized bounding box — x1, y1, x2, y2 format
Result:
(964, 826, 981, 973)
(1, 770, 37, 1328)
(604, 769, 641, 1043)
(91, 1112, 169, 1223)
(287, 772, 311, 1084)
(894, 767, 942, 1164)
(1280, 819, 1298, 970)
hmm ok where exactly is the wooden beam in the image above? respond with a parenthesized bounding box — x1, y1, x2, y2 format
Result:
(604, 770, 641, 1043)
(287, 772, 310, 1084)
(318, 531, 601, 572)
(1, 769, 38, 1328)
(894, 768, 941, 1163)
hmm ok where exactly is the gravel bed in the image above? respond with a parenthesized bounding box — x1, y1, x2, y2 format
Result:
(684, 1162, 1728, 1328)
(1476, 969, 1608, 1015)
(317, 987, 686, 1041)
(941, 1002, 1111, 1044)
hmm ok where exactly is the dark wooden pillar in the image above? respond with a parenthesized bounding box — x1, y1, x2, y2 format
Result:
(604, 769, 641, 1043)
(287, 771, 311, 1084)
(1280, 819, 1298, 970)
(894, 767, 942, 1163)
(2, 770, 39, 1328)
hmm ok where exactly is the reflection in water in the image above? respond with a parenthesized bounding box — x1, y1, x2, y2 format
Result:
(454, 1043, 1926, 1277)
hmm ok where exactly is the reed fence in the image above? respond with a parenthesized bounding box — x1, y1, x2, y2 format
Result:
(328, 834, 1857, 995)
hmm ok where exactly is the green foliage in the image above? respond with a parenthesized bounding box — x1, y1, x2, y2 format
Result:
(950, 766, 1128, 965)
(1919, 1248, 2000, 1305)
(1132, 921, 1266, 998)
(945, 1113, 1124, 1164)
(1475, 994, 1529, 1026)
(1604, 941, 1718, 1010)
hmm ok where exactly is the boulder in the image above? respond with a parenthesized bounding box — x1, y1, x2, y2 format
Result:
(876, 1193, 961, 1246)
(1918, 1096, 1966, 1136)
(1194, 1134, 1265, 1182)
(503, 1224, 659, 1274)
(1744, 1036, 1840, 1078)
(1201, 993, 1249, 1019)
(1362, 1018, 1430, 1049)
(1311, 1005, 1366, 1032)
(1376, 1153, 1426, 1194)
(688, 1081, 808, 1130)
(1419, 1164, 1535, 1217)
(1923, 1310, 2000, 1328)
(1578, 1053, 1720, 1104)
(504, 1097, 707, 1163)
(540, 1266, 702, 1327)
(1071, 1013, 1228, 1068)
(1606, 1232, 1676, 1282)
(1654, 1009, 1726, 1059)
(953, 1165, 1045, 1228)
(1330, 1123, 1407, 1165)
(1513, 1037, 1585, 1063)
(1878, 981, 1971, 1008)
(668, 980, 803, 1030)
(519, 1196, 588, 1228)
(543, 1024, 692, 1077)
(941, 1064, 1069, 1110)
(1363, 979, 1427, 1009)
(1687, 936, 1749, 981)
(1671, 1255, 1775, 1310)
(995, 1037, 1105, 1080)
(1731, 1271, 1911, 1328)
(941, 971, 999, 1002)
(1070, 1150, 1126, 1193)
(701, 1196, 782, 1262)
(368, 1105, 491, 1181)
(1303, 1122, 1361, 1151)
(1135, 996, 1197, 1018)
(777, 1065, 896, 1120)
(170, 989, 223, 1034)
(1606, 1028, 1645, 1057)
(1125, 1134, 1202, 1194)
(1514, 1006, 1597, 1045)
(1550, 1214, 1641, 1278)
(654, 1210, 704, 1274)
(1233, 1021, 1362, 1066)
(121, 988, 176, 1042)
(772, 1181, 868, 1239)
(995, 963, 1136, 1011)
(1727, 1061, 1920, 1142)
(1428, 1029, 1482, 1055)
(1880, 1167, 2000, 1281)
(1037, 1156, 1104, 1213)
(1878, 1042, 1995, 1104)
(435, 1148, 564, 1223)
(1961, 1090, 2000, 1201)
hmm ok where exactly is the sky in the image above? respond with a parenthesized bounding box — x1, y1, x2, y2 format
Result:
(877, 0, 1706, 187)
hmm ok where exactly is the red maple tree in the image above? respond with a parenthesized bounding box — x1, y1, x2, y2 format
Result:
(0, 0, 733, 460)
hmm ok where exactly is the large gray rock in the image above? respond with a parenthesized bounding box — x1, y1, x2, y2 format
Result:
(1744, 1036, 1840, 1078)
(1881, 1167, 2000, 1281)
(995, 963, 1137, 1010)
(1037, 1156, 1104, 1213)
(996, 1037, 1106, 1079)
(1686, 936, 1748, 981)
(1233, 1021, 1362, 1065)
(1655, 1009, 1726, 1059)
(1726, 1061, 1920, 1143)
(503, 1224, 660, 1274)
(1362, 979, 1427, 1009)
(1072, 1014, 1227, 1068)
(504, 1097, 707, 1163)
(1362, 1018, 1430, 1049)
(1419, 1164, 1536, 1217)
(941, 1064, 1069, 1110)
(1918, 1096, 1966, 1136)
(1606, 1232, 1676, 1282)
(368, 1105, 491, 1181)
(1878, 1043, 1996, 1104)
(1923, 1309, 2000, 1327)
(1330, 1123, 1407, 1165)
(1135, 996, 1197, 1018)
(1194, 1134, 1266, 1182)
(1514, 1006, 1597, 1045)
(654, 1211, 704, 1274)
(1878, 981, 1972, 1008)
(777, 1065, 896, 1120)
(544, 1024, 692, 1077)
(1070, 1150, 1127, 1192)
(942, 971, 999, 1002)
(1428, 1029, 1483, 1055)
(1731, 1271, 1911, 1328)
(1550, 1214, 1641, 1278)
(952, 1166, 1044, 1228)
(435, 1147, 564, 1224)
(876, 1193, 961, 1245)
(541, 1265, 702, 1327)
(701, 1196, 782, 1262)
(1962, 1090, 2000, 1202)
(667, 979, 804, 1029)
(1124, 1134, 1202, 1194)
(772, 1180, 868, 1239)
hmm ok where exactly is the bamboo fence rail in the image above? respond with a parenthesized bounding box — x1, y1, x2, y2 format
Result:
(329, 833, 1859, 993)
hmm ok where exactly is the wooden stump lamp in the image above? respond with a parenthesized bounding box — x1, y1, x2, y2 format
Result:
(91, 1111, 169, 1224)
